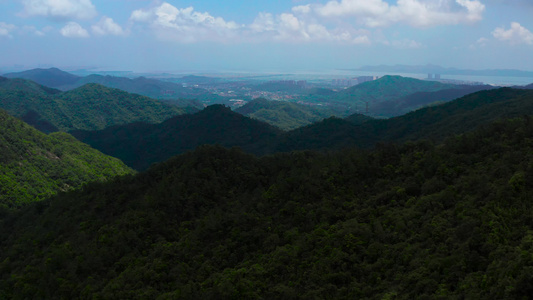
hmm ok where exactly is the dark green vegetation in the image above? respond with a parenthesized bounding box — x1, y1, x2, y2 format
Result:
(73, 88, 533, 171)
(235, 98, 334, 130)
(275, 88, 533, 152)
(72, 105, 282, 170)
(0, 77, 185, 132)
(371, 85, 493, 117)
(2, 114, 533, 298)
(0, 109, 133, 209)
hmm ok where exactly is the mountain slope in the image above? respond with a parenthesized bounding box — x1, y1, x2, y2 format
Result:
(235, 98, 334, 130)
(0, 78, 185, 132)
(275, 88, 533, 152)
(72, 88, 533, 170)
(1, 117, 533, 298)
(333, 75, 455, 106)
(0, 109, 134, 209)
(3, 68, 80, 88)
(370, 85, 494, 117)
(71, 105, 283, 170)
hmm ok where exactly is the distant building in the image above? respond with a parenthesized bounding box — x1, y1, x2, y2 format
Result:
(356, 76, 375, 84)
(435, 74, 441, 79)
(428, 74, 434, 79)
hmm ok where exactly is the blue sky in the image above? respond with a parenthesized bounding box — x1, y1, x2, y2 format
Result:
(1, 0, 533, 73)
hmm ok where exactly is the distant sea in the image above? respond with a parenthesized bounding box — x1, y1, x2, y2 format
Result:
(213, 69, 533, 86)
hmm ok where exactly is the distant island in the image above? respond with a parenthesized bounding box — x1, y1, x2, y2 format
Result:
(352, 64, 533, 78)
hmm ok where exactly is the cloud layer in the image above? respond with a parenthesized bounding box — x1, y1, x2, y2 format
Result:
(492, 22, 533, 45)
(130, 3, 239, 43)
(21, 0, 97, 20)
(60, 22, 89, 38)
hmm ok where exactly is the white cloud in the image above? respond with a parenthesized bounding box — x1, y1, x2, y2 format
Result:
(313, 0, 485, 28)
(249, 11, 370, 43)
(130, 2, 240, 43)
(92, 16, 125, 36)
(21, 0, 97, 20)
(60, 21, 89, 38)
(0, 22, 16, 38)
(492, 22, 533, 45)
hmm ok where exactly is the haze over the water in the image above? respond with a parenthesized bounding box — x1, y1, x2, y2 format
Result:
(1, 0, 533, 73)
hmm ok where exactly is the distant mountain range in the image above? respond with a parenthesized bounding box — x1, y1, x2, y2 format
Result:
(3, 68, 227, 104)
(0, 77, 185, 132)
(355, 64, 533, 78)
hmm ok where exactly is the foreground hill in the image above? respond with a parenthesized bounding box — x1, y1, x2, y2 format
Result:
(3, 68, 80, 88)
(1, 116, 532, 298)
(0, 110, 133, 209)
(235, 98, 334, 130)
(0, 78, 185, 132)
(72, 105, 282, 170)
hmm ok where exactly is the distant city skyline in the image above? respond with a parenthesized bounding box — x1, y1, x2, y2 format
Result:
(1, 0, 533, 73)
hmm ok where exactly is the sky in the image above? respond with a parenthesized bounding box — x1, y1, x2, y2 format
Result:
(1, 0, 533, 73)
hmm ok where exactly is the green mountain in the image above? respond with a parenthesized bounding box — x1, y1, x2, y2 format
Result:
(4, 68, 228, 105)
(370, 85, 494, 117)
(71, 105, 282, 170)
(1, 115, 533, 298)
(3, 68, 81, 88)
(235, 98, 334, 130)
(62, 74, 224, 103)
(0, 75, 60, 95)
(344, 113, 374, 125)
(275, 88, 533, 152)
(72, 88, 533, 171)
(0, 109, 133, 209)
(333, 75, 455, 107)
(0, 78, 185, 132)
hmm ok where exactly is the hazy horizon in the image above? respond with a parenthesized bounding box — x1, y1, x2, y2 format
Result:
(1, 0, 533, 73)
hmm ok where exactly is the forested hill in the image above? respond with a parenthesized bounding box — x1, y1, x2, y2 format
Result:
(370, 85, 494, 117)
(0, 109, 133, 209)
(0, 78, 185, 132)
(1, 115, 533, 298)
(0, 76, 60, 95)
(235, 98, 334, 130)
(71, 105, 283, 170)
(3, 67, 80, 88)
(333, 75, 455, 105)
(3, 68, 225, 102)
(274, 88, 533, 152)
(72, 88, 533, 170)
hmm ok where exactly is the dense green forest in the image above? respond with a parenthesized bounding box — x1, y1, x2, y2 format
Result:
(0, 77, 185, 132)
(1, 114, 533, 298)
(0, 109, 133, 209)
(72, 105, 282, 170)
(235, 98, 334, 130)
(73, 88, 533, 171)
(370, 85, 493, 117)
